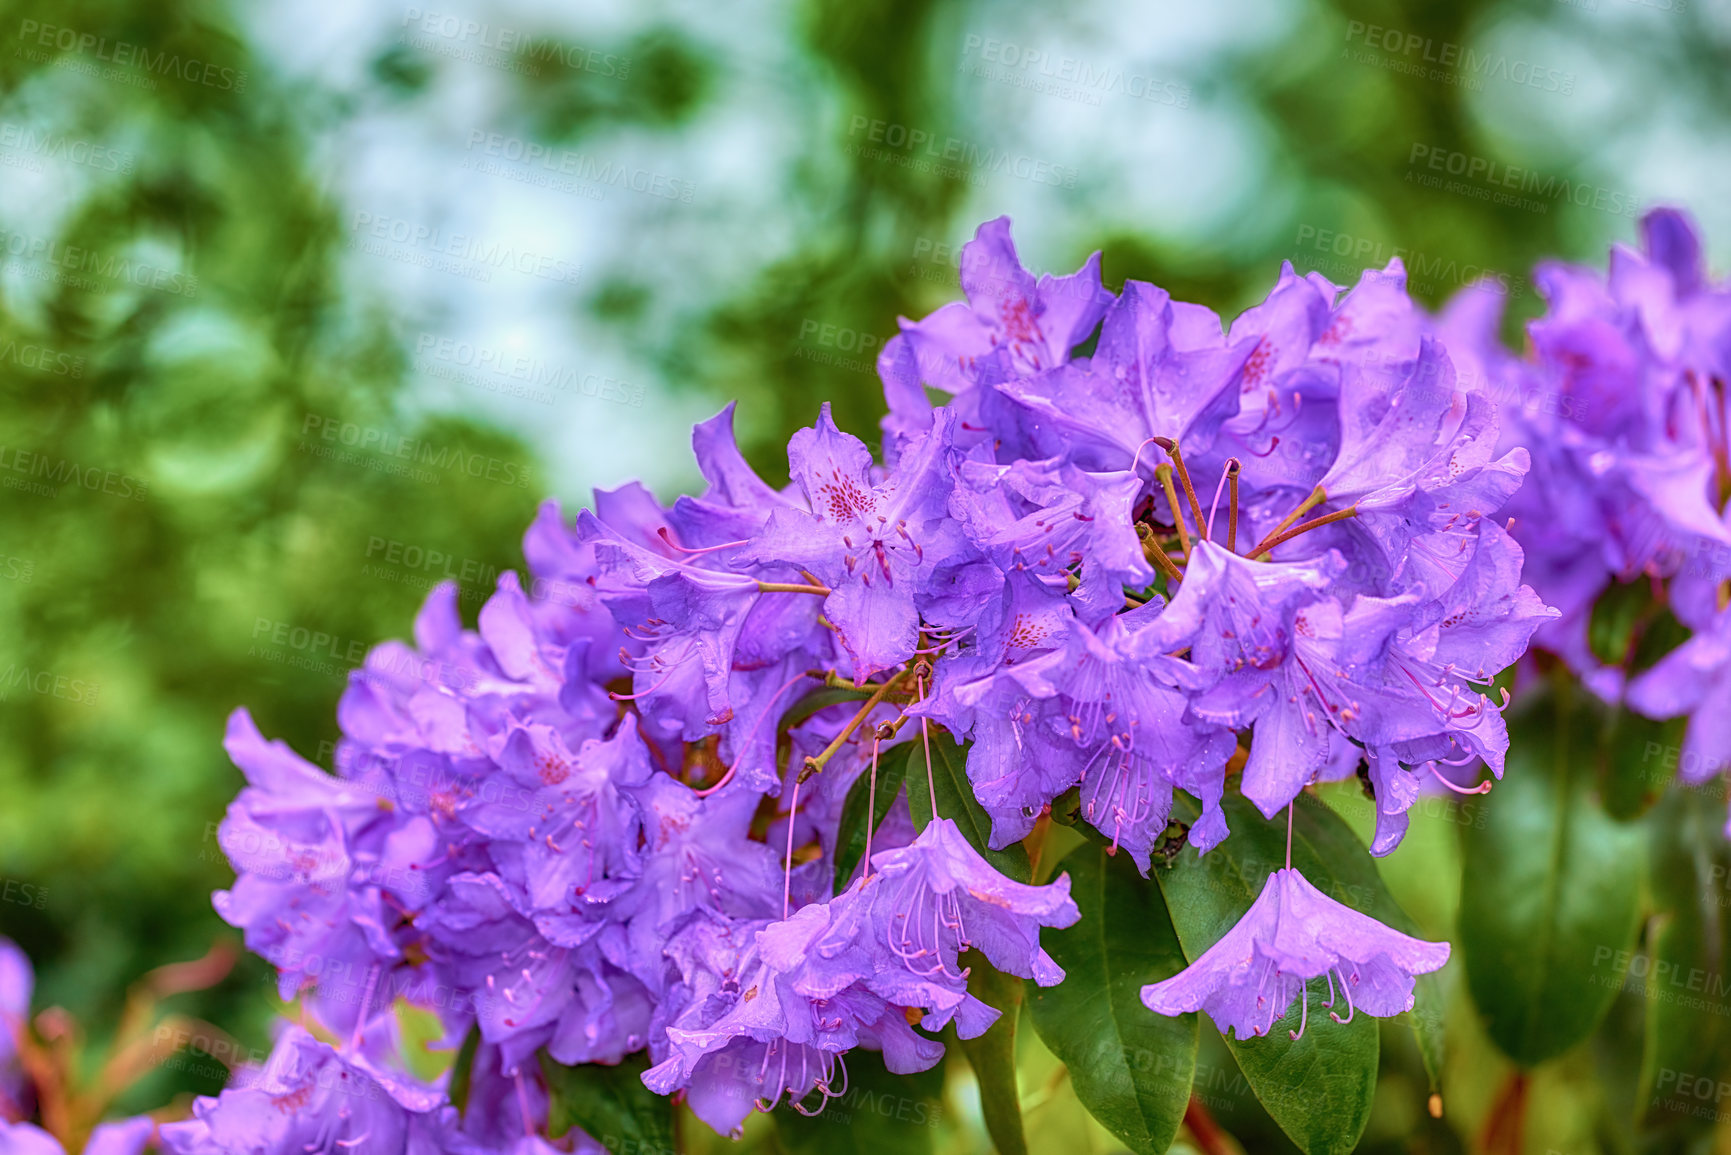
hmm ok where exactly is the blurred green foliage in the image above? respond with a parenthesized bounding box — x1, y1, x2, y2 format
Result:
(1, 0, 1728, 1148)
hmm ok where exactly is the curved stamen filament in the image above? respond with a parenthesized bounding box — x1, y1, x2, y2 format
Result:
(696, 670, 812, 797)
(1128, 436, 1164, 479)
(1289, 979, 1310, 1041)
(828, 1051, 849, 1099)
(1329, 967, 1357, 1024)
(656, 527, 749, 555)
(1427, 762, 1494, 795)
(782, 775, 801, 919)
(609, 658, 685, 702)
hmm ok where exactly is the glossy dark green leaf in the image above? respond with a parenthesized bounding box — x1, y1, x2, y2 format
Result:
(447, 1025, 480, 1113)
(1598, 704, 1684, 821)
(1588, 575, 1656, 668)
(1638, 785, 1731, 1132)
(540, 1051, 673, 1154)
(779, 685, 877, 731)
(905, 729, 1031, 883)
(1158, 792, 1389, 1155)
(1630, 604, 1692, 675)
(953, 953, 1028, 1155)
(773, 1048, 947, 1155)
(1459, 688, 1645, 1067)
(833, 740, 912, 891)
(1027, 844, 1197, 1155)
(1409, 971, 1446, 1101)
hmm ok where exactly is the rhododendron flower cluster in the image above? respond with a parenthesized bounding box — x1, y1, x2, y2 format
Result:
(186, 215, 1569, 1147)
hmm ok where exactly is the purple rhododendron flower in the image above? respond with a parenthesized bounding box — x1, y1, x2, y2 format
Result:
(1141, 867, 1449, 1039)
(880, 216, 1112, 448)
(644, 903, 941, 1135)
(854, 817, 1080, 992)
(158, 1024, 462, 1155)
(746, 406, 970, 679)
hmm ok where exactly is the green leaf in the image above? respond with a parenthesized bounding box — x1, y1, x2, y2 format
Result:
(1588, 576, 1655, 668)
(1638, 786, 1731, 1131)
(1597, 704, 1684, 822)
(540, 1051, 673, 1154)
(1630, 604, 1692, 674)
(447, 1025, 480, 1113)
(1026, 843, 1197, 1155)
(779, 685, 877, 731)
(1459, 687, 1646, 1067)
(952, 954, 1028, 1155)
(905, 729, 1031, 883)
(833, 740, 912, 891)
(1409, 970, 1446, 1100)
(1157, 792, 1388, 1155)
(773, 1048, 947, 1154)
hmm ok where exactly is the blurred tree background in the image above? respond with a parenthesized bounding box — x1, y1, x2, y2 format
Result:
(0, 0, 1726, 1147)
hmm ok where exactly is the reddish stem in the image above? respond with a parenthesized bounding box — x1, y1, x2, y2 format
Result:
(1184, 1096, 1237, 1155)
(1478, 1070, 1528, 1155)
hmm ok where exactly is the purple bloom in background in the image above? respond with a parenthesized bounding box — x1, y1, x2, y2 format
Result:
(211, 709, 390, 1018)
(1439, 209, 1731, 698)
(622, 774, 784, 991)
(452, 1039, 605, 1155)
(1628, 605, 1731, 827)
(1142, 868, 1449, 1040)
(468, 717, 652, 943)
(994, 606, 1235, 864)
(582, 507, 765, 739)
(0, 1120, 154, 1155)
(0, 937, 33, 1122)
